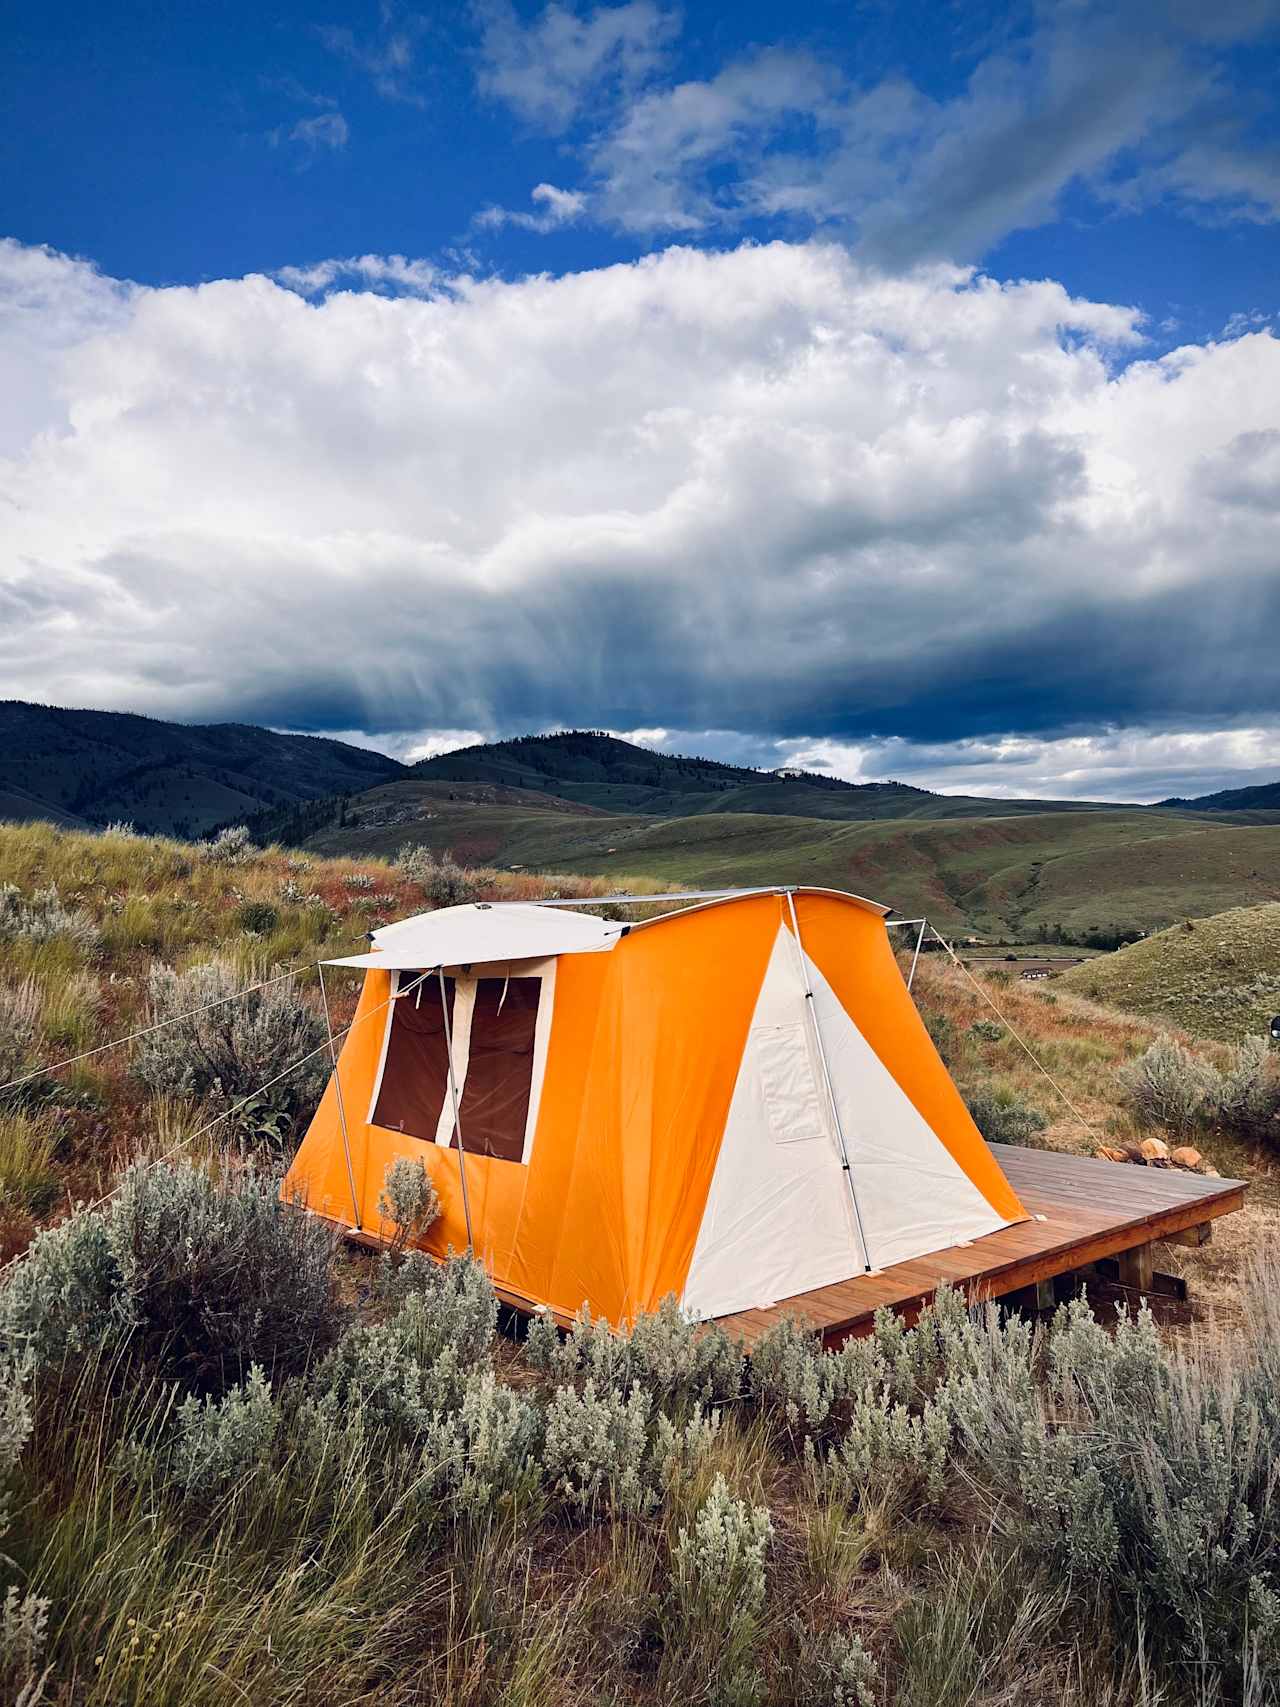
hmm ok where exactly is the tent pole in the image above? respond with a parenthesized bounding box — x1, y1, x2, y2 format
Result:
(784, 890, 872, 1273)
(438, 967, 475, 1252)
(318, 962, 361, 1231)
(907, 917, 928, 992)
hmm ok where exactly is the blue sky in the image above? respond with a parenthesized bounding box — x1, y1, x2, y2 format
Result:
(1, 0, 1278, 799)
(6, 0, 1277, 338)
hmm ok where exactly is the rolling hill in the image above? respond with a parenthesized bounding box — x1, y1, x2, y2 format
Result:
(1060, 903, 1280, 1042)
(289, 783, 1280, 942)
(1160, 780, 1280, 813)
(0, 701, 403, 837)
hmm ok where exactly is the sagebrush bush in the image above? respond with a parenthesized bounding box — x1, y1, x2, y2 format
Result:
(0, 1353, 48, 1701)
(197, 826, 256, 865)
(0, 1162, 340, 1389)
(661, 1473, 772, 1706)
(541, 1378, 718, 1518)
(963, 1084, 1049, 1147)
(1118, 1036, 1218, 1135)
(789, 1625, 878, 1707)
(1120, 1033, 1280, 1145)
(0, 883, 99, 958)
(148, 1364, 280, 1498)
(395, 845, 480, 906)
(131, 961, 328, 1146)
(377, 1155, 440, 1254)
(748, 1315, 882, 1443)
(527, 1294, 743, 1411)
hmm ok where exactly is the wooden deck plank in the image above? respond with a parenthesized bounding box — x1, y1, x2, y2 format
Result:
(716, 1146, 1246, 1348)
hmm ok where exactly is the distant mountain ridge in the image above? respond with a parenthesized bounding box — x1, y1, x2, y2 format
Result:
(408, 730, 1108, 821)
(6, 705, 1280, 849)
(0, 700, 404, 837)
(1160, 780, 1280, 812)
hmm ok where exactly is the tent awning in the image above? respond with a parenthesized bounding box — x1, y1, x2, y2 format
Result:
(323, 900, 625, 970)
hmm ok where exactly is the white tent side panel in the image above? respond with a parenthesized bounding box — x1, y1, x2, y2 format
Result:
(680, 926, 862, 1319)
(681, 923, 1019, 1319)
(806, 954, 1016, 1271)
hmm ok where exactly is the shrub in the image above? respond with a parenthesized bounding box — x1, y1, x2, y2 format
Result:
(541, 1379, 718, 1518)
(341, 872, 376, 891)
(963, 1085, 1049, 1147)
(310, 1252, 497, 1437)
(131, 960, 328, 1147)
(418, 1370, 543, 1515)
(0, 1354, 50, 1701)
(108, 1163, 340, 1387)
(0, 1162, 340, 1389)
(0, 981, 41, 1098)
(0, 883, 99, 957)
(968, 1020, 1005, 1043)
(1119, 1034, 1280, 1145)
(748, 1315, 883, 1444)
(235, 900, 278, 936)
(396, 845, 480, 907)
(0, 1208, 121, 1365)
(1117, 1036, 1217, 1136)
(816, 1389, 951, 1511)
(789, 1625, 879, 1707)
(377, 1155, 441, 1256)
(660, 1473, 772, 1706)
(151, 1364, 281, 1498)
(198, 826, 256, 865)
(527, 1294, 743, 1411)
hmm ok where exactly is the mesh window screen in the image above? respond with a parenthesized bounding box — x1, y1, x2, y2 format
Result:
(371, 975, 455, 1140)
(452, 977, 540, 1162)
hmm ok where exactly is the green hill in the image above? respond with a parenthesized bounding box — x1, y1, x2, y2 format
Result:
(0, 700, 404, 837)
(1059, 903, 1280, 1042)
(289, 785, 1280, 941)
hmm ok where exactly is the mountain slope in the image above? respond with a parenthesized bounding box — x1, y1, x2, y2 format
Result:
(411, 730, 1113, 820)
(1160, 780, 1280, 813)
(1060, 903, 1280, 1042)
(0, 701, 405, 837)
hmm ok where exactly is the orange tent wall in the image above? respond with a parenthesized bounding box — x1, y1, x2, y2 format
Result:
(281, 891, 1026, 1326)
(282, 892, 781, 1325)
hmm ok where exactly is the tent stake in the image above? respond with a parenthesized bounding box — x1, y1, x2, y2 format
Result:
(318, 962, 361, 1231)
(785, 890, 872, 1273)
(907, 917, 928, 992)
(438, 967, 475, 1252)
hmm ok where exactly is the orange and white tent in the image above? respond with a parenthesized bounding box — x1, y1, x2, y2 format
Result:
(283, 888, 1028, 1325)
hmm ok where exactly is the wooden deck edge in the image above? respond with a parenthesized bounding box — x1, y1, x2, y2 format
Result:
(811, 1184, 1247, 1344)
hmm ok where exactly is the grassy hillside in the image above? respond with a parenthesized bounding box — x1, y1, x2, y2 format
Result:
(0, 700, 404, 837)
(293, 789, 1280, 941)
(1, 822, 1279, 1704)
(1060, 902, 1280, 1042)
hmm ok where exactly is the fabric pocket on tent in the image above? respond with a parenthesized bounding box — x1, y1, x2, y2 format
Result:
(752, 1021, 826, 1144)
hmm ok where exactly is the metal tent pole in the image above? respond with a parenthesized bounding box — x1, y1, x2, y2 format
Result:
(907, 917, 928, 992)
(438, 967, 475, 1252)
(784, 890, 872, 1273)
(318, 962, 361, 1230)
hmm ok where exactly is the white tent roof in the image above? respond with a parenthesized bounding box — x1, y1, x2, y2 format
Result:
(324, 901, 625, 969)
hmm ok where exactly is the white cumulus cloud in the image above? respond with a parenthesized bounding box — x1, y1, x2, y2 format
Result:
(0, 236, 1278, 800)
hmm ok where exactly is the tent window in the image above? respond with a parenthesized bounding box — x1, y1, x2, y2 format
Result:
(371, 975, 455, 1141)
(450, 977, 540, 1163)
(753, 1022, 826, 1145)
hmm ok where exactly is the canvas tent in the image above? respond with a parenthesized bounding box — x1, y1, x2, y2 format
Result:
(283, 888, 1028, 1325)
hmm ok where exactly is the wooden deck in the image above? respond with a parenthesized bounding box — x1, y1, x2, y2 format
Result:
(717, 1144, 1247, 1349)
